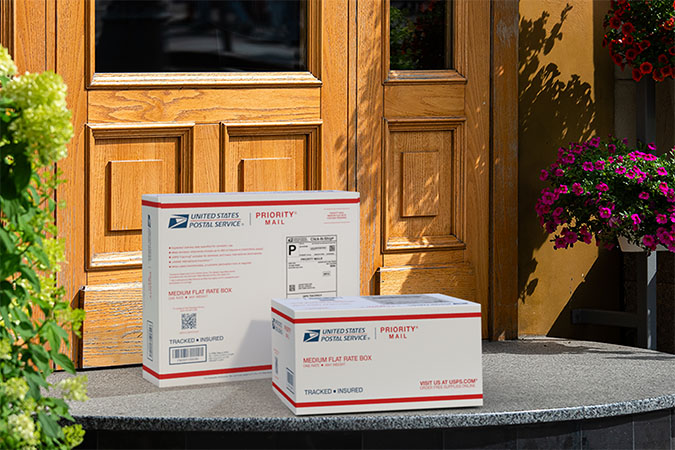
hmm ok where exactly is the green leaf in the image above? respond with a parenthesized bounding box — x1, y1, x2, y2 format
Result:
(51, 352, 75, 374)
(0, 228, 15, 252)
(29, 343, 51, 373)
(24, 369, 49, 388)
(16, 320, 35, 340)
(23, 370, 47, 399)
(42, 323, 61, 352)
(37, 411, 63, 439)
(30, 245, 51, 268)
(18, 265, 40, 292)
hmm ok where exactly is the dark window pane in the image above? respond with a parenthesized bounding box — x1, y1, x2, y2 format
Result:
(390, 0, 452, 70)
(95, 0, 307, 73)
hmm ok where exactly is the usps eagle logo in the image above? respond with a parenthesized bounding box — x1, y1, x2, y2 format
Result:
(303, 330, 320, 343)
(168, 214, 189, 229)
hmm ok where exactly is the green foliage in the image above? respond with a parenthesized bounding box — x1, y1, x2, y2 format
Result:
(0, 45, 86, 449)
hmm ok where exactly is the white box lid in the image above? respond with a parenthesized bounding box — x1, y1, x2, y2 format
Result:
(272, 294, 481, 320)
(142, 190, 359, 205)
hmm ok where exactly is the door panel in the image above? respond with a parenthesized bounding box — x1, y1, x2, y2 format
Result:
(383, 118, 465, 252)
(86, 124, 193, 270)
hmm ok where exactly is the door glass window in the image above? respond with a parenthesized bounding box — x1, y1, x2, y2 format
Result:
(95, 0, 307, 73)
(389, 0, 452, 70)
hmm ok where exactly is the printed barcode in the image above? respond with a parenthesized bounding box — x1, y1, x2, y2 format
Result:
(286, 368, 294, 388)
(169, 344, 207, 365)
(147, 321, 153, 361)
(173, 347, 204, 359)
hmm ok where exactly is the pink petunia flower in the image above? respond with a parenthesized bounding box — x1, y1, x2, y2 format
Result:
(596, 183, 609, 192)
(540, 169, 549, 181)
(582, 161, 594, 171)
(657, 167, 668, 176)
(572, 183, 584, 196)
(599, 207, 612, 219)
(643, 235, 657, 250)
(554, 169, 564, 177)
(554, 237, 568, 250)
(631, 213, 642, 226)
(638, 191, 649, 200)
(615, 166, 626, 175)
(657, 214, 668, 224)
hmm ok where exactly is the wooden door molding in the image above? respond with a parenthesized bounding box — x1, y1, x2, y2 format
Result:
(85, 123, 195, 270)
(0, 0, 14, 55)
(381, 0, 466, 85)
(85, 0, 322, 89)
(489, 0, 519, 340)
(221, 121, 322, 192)
(382, 117, 467, 253)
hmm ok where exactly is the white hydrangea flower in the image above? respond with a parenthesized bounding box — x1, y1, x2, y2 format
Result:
(56, 376, 88, 402)
(3, 71, 72, 166)
(0, 45, 17, 78)
(4, 377, 29, 402)
(8, 413, 37, 446)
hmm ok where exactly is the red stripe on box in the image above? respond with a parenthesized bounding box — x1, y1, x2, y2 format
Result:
(271, 308, 481, 324)
(141, 198, 359, 209)
(272, 383, 482, 408)
(143, 364, 271, 380)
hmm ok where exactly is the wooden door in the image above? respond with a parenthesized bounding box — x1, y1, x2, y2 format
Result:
(355, 0, 491, 337)
(3, 0, 511, 368)
(55, 0, 349, 367)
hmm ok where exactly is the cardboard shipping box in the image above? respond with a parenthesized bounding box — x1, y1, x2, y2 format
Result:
(271, 294, 482, 415)
(142, 191, 359, 387)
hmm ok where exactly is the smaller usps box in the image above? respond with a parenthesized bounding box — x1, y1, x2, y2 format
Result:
(271, 294, 482, 415)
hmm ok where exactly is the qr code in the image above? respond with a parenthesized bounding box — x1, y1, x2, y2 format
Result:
(181, 313, 197, 330)
(288, 284, 295, 292)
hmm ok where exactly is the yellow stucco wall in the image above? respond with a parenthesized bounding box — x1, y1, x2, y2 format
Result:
(518, 0, 623, 340)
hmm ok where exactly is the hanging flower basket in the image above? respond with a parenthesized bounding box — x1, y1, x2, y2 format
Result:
(603, 0, 675, 82)
(536, 137, 675, 253)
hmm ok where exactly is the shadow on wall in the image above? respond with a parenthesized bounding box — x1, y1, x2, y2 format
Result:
(518, 1, 622, 342)
(519, 3, 595, 305)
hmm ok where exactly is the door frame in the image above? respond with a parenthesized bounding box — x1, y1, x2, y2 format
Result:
(1, 0, 518, 352)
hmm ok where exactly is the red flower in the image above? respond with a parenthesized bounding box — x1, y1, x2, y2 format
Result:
(670, 46, 675, 56)
(622, 22, 635, 34)
(632, 68, 643, 81)
(612, 53, 624, 65)
(659, 54, 669, 65)
(653, 70, 665, 82)
(664, 17, 675, 31)
(662, 66, 673, 78)
(624, 35, 634, 45)
(626, 48, 638, 61)
(609, 16, 622, 29)
(640, 62, 653, 74)
(639, 40, 651, 51)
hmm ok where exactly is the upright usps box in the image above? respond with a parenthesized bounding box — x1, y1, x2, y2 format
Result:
(142, 191, 359, 387)
(271, 294, 482, 415)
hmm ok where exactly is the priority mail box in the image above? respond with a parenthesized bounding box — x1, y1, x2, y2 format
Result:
(271, 294, 482, 415)
(142, 191, 359, 387)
